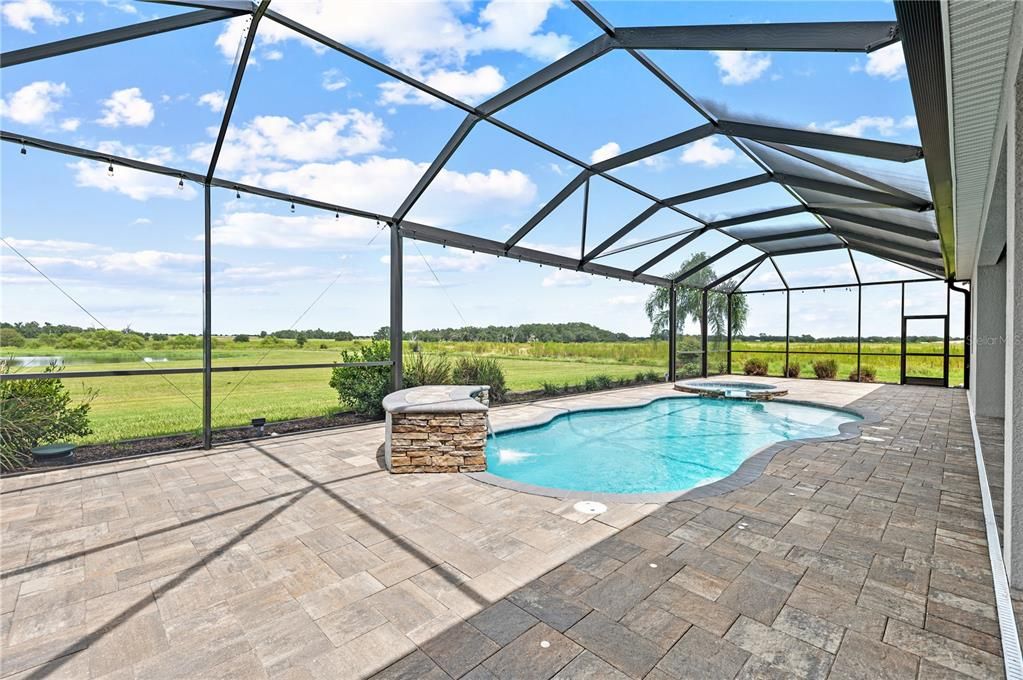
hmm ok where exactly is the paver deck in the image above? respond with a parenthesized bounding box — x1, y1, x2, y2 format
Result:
(0, 381, 1004, 679)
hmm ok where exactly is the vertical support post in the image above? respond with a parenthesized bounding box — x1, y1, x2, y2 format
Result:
(580, 177, 590, 261)
(726, 292, 733, 375)
(390, 222, 403, 392)
(667, 283, 677, 381)
(701, 289, 709, 378)
(784, 290, 791, 377)
(900, 282, 906, 385)
(202, 184, 212, 449)
(856, 284, 862, 382)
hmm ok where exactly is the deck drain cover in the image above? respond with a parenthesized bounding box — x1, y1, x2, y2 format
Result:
(573, 501, 607, 515)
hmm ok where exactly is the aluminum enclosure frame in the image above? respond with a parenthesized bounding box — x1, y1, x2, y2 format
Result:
(0, 0, 956, 450)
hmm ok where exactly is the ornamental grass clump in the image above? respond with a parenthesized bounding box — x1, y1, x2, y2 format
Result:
(743, 358, 769, 376)
(812, 359, 839, 379)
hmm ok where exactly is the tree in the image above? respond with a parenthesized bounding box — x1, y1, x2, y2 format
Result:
(373, 326, 390, 341)
(0, 328, 25, 347)
(644, 252, 750, 339)
(233, 334, 249, 343)
(296, 333, 307, 347)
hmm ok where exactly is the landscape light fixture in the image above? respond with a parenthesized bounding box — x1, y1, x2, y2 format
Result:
(251, 417, 266, 436)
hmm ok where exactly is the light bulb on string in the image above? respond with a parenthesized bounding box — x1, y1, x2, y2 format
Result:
(235, 187, 241, 199)
(335, 211, 339, 220)
(290, 201, 295, 213)
(19, 141, 27, 155)
(178, 176, 185, 190)
(107, 161, 114, 176)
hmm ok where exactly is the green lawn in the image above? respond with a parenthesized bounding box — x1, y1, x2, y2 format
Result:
(3, 337, 964, 445)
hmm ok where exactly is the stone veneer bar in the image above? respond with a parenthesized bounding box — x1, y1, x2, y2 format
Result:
(382, 384, 490, 473)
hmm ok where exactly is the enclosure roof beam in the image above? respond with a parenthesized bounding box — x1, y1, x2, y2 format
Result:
(848, 248, 862, 284)
(581, 174, 771, 264)
(397, 222, 671, 287)
(595, 226, 704, 260)
(672, 242, 743, 284)
(839, 235, 943, 268)
(705, 255, 769, 291)
(810, 207, 938, 241)
(590, 123, 715, 173)
(769, 243, 847, 257)
(504, 170, 592, 248)
(707, 205, 807, 230)
(759, 141, 930, 204)
(392, 114, 479, 224)
(716, 120, 924, 162)
(773, 172, 933, 211)
(847, 243, 946, 276)
(1, 7, 246, 67)
(205, 0, 269, 183)
(141, 1, 253, 10)
(733, 259, 765, 292)
(613, 22, 900, 53)
(892, 0, 955, 277)
(742, 227, 833, 245)
(769, 257, 789, 289)
(477, 35, 616, 115)
(825, 227, 942, 261)
(633, 228, 708, 277)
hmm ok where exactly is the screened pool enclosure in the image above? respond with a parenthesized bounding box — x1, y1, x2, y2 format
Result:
(1, 0, 967, 451)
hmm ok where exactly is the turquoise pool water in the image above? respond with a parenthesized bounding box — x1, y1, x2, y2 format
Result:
(486, 397, 859, 495)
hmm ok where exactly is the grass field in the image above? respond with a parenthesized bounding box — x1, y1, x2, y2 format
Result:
(2, 337, 964, 445)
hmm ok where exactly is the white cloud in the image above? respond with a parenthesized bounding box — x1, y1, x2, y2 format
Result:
(851, 44, 906, 80)
(321, 69, 349, 92)
(210, 211, 378, 249)
(1, 0, 66, 32)
(70, 141, 197, 201)
(810, 115, 917, 138)
(197, 90, 227, 113)
(590, 141, 620, 164)
(397, 250, 492, 274)
(192, 110, 388, 173)
(0, 81, 68, 125)
(712, 51, 772, 85)
(214, 0, 572, 73)
(132, 218, 152, 225)
(1, 243, 202, 284)
(60, 118, 80, 131)
(608, 294, 642, 306)
(260, 156, 536, 225)
(263, 49, 284, 61)
(379, 65, 505, 106)
(542, 269, 590, 288)
(2, 238, 103, 254)
(97, 88, 155, 127)
(680, 137, 736, 167)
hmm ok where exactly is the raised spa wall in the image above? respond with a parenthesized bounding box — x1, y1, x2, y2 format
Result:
(382, 385, 490, 474)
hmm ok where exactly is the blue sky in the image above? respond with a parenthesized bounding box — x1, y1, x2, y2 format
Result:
(0, 0, 959, 338)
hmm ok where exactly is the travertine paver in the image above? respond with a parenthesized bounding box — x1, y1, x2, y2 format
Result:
(0, 381, 1005, 678)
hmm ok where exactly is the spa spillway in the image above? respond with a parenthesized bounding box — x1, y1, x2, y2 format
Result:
(674, 380, 788, 400)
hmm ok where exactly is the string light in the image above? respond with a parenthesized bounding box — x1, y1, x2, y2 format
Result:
(178, 176, 185, 190)
(235, 187, 241, 199)
(19, 141, 27, 155)
(335, 211, 339, 220)
(289, 201, 295, 213)
(107, 161, 114, 176)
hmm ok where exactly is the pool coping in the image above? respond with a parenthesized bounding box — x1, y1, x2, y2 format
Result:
(466, 393, 881, 504)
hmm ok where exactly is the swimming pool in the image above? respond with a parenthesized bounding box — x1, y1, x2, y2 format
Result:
(485, 397, 859, 495)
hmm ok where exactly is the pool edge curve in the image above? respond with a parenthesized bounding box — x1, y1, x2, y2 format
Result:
(466, 394, 880, 504)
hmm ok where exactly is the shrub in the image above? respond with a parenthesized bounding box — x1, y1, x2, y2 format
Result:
(403, 352, 451, 388)
(296, 334, 307, 347)
(0, 328, 25, 347)
(0, 362, 94, 471)
(645, 370, 662, 382)
(232, 334, 249, 343)
(784, 363, 801, 378)
(812, 359, 838, 379)
(743, 358, 769, 376)
(452, 356, 507, 403)
(329, 341, 391, 417)
(848, 366, 877, 382)
(541, 381, 562, 396)
(679, 362, 700, 379)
